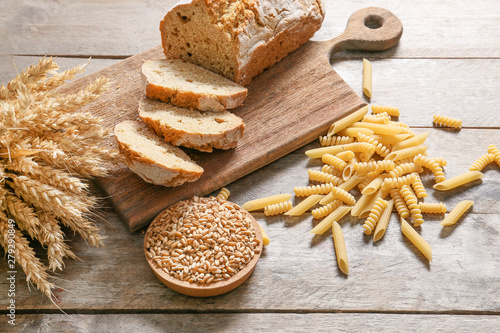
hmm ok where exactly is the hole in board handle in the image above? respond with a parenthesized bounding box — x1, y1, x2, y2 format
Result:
(364, 15, 384, 29)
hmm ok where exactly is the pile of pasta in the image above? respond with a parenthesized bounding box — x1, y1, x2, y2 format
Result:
(241, 104, 500, 275)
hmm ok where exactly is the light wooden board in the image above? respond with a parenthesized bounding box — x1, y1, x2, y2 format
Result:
(1, 0, 499, 58)
(12, 313, 500, 333)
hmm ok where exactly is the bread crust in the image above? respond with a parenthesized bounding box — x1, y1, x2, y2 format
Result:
(138, 98, 245, 153)
(160, 0, 325, 86)
(142, 59, 248, 112)
(115, 121, 203, 187)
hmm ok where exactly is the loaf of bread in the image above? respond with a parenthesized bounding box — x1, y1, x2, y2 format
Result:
(160, 0, 325, 86)
(139, 97, 245, 152)
(142, 59, 248, 112)
(115, 121, 203, 186)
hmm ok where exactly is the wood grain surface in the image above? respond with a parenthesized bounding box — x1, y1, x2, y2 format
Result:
(0, 0, 499, 332)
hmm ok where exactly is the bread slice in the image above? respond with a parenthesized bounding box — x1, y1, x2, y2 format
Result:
(142, 59, 247, 112)
(114, 120, 203, 187)
(138, 97, 245, 152)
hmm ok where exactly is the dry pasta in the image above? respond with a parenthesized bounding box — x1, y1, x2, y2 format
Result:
(341, 142, 376, 155)
(433, 114, 462, 129)
(363, 198, 388, 235)
(358, 152, 374, 162)
(311, 206, 352, 234)
(294, 183, 335, 197)
(361, 175, 387, 195)
(363, 114, 390, 125)
(487, 144, 500, 167)
(358, 188, 388, 219)
(400, 217, 432, 261)
(373, 199, 394, 242)
(338, 175, 364, 192)
(351, 192, 375, 217)
(357, 133, 391, 157)
(390, 188, 409, 219)
(308, 170, 343, 186)
(242, 193, 292, 211)
(392, 131, 430, 151)
(419, 202, 447, 214)
(411, 173, 428, 198)
(381, 174, 416, 190)
(327, 105, 368, 137)
(320, 187, 356, 206)
(400, 185, 424, 227)
(433, 171, 484, 191)
(469, 153, 495, 171)
(342, 156, 360, 180)
(332, 221, 349, 275)
(285, 195, 324, 216)
(264, 201, 293, 216)
(322, 154, 347, 170)
(385, 145, 428, 161)
(319, 135, 354, 146)
(351, 122, 404, 135)
(321, 165, 344, 177)
(258, 223, 270, 246)
(414, 154, 446, 183)
(305, 146, 344, 159)
(337, 127, 375, 137)
(389, 122, 415, 137)
(311, 199, 342, 219)
(336, 151, 355, 162)
(363, 58, 372, 98)
(371, 104, 400, 117)
(371, 133, 412, 145)
(441, 200, 473, 226)
(388, 163, 423, 178)
(353, 160, 395, 175)
(217, 187, 230, 200)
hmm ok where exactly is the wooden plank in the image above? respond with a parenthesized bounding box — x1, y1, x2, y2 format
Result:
(1, 127, 499, 311)
(11, 313, 500, 332)
(1, 0, 500, 58)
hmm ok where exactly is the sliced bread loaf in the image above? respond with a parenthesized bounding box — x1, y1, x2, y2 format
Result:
(114, 120, 203, 187)
(142, 59, 248, 112)
(160, 0, 325, 86)
(138, 97, 245, 152)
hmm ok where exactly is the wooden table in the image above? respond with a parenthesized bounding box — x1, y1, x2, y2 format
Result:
(1, 1, 500, 331)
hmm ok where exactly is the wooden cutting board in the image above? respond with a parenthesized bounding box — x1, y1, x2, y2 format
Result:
(60, 7, 402, 231)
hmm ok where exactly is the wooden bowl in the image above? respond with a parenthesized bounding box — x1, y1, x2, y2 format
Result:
(144, 205, 263, 297)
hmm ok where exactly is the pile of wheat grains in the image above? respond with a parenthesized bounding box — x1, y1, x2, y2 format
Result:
(146, 196, 261, 284)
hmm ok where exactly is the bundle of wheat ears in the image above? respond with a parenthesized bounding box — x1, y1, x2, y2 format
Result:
(0, 57, 119, 299)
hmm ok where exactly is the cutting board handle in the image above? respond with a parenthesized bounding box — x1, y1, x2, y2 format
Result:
(326, 7, 403, 58)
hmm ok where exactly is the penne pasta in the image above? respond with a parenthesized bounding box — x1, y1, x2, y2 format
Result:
(258, 222, 270, 246)
(362, 58, 372, 98)
(373, 199, 394, 242)
(327, 106, 368, 137)
(385, 144, 428, 161)
(400, 217, 432, 261)
(371, 133, 412, 145)
(358, 188, 388, 219)
(433, 171, 484, 191)
(241, 193, 292, 211)
(362, 175, 387, 195)
(392, 131, 430, 151)
(441, 200, 473, 226)
(337, 127, 375, 137)
(305, 146, 344, 159)
(338, 175, 364, 192)
(332, 221, 349, 275)
(311, 206, 352, 234)
(336, 151, 355, 162)
(285, 195, 324, 216)
(351, 122, 405, 135)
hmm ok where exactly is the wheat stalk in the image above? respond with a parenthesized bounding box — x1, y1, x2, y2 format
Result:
(0, 58, 117, 300)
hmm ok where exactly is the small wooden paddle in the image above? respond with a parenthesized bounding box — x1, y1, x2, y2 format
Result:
(63, 7, 403, 231)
